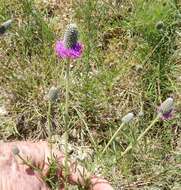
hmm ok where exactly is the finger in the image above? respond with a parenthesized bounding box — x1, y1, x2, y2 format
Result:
(90, 176, 114, 190)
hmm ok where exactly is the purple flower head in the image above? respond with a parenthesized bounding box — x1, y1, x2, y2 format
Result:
(55, 23, 83, 59)
(55, 40, 83, 59)
(158, 97, 174, 120)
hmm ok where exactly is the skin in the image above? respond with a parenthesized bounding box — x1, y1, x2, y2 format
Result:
(0, 141, 114, 190)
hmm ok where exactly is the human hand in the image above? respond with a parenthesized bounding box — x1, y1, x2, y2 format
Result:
(0, 141, 114, 190)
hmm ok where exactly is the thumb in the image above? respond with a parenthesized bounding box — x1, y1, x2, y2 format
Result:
(90, 176, 114, 190)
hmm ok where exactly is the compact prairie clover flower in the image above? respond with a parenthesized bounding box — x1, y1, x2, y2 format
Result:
(0, 19, 12, 35)
(138, 110, 144, 117)
(121, 112, 134, 124)
(158, 97, 174, 120)
(55, 23, 83, 59)
(47, 86, 59, 102)
(155, 21, 164, 30)
(12, 146, 20, 155)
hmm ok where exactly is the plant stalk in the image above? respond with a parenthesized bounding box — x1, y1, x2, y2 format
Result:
(47, 101, 53, 158)
(64, 59, 70, 190)
(121, 114, 160, 157)
(102, 123, 125, 155)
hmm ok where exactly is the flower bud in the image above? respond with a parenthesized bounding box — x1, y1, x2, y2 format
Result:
(155, 21, 164, 30)
(12, 146, 20, 155)
(63, 23, 79, 49)
(121, 112, 134, 124)
(47, 86, 59, 102)
(158, 97, 173, 115)
(138, 111, 144, 117)
(176, 13, 181, 20)
(0, 19, 12, 35)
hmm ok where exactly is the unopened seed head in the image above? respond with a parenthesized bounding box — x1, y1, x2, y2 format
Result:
(63, 23, 79, 49)
(47, 86, 59, 102)
(176, 13, 181, 19)
(0, 19, 12, 35)
(12, 146, 20, 155)
(155, 21, 164, 30)
(138, 111, 144, 117)
(121, 112, 134, 124)
(159, 97, 173, 115)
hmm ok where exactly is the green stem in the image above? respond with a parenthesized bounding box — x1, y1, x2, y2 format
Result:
(64, 59, 70, 190)
(102, 123, 125, 155)
(121, 114, 160, 157)
(47, 101, 53, 158)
